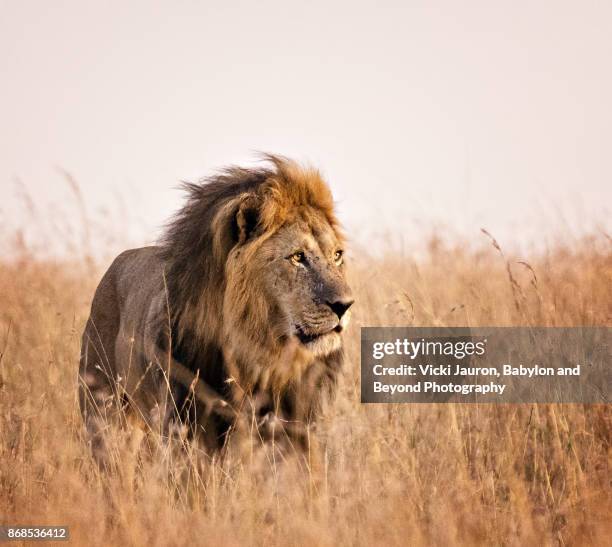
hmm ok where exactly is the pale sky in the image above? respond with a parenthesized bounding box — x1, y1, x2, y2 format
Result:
(1, 1, 611, 255)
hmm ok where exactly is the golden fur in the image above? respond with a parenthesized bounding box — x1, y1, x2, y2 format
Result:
(79, 155, 353, 460)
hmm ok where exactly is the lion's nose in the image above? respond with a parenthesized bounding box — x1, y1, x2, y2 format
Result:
(326, 298, 354, 320)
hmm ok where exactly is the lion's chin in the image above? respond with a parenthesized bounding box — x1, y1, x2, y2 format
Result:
(297, 330, 342, 357)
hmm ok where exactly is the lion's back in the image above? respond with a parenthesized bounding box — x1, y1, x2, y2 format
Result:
(79, 247, 166, 404)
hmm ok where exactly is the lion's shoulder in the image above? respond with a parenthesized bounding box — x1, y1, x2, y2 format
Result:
(104, 246, 165, 305)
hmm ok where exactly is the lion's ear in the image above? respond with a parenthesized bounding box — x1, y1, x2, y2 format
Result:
(234, 196, 261, 244)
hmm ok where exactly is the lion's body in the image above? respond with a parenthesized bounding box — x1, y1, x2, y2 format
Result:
(79, 156, 353, 462)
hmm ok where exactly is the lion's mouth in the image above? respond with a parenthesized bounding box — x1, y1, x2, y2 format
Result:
(295, 324, 343, 345)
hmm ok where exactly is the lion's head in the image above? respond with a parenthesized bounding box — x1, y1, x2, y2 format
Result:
(161, 155, 353, 394)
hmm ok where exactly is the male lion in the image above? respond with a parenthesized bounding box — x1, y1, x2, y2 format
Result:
(79, 155, 353, 463)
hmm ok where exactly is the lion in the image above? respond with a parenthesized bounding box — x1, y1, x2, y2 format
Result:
(79, 155, 353, 464)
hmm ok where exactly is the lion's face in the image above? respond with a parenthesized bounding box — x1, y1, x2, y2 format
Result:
(258, 210, 353, 357)
(225, 206, 353, 362)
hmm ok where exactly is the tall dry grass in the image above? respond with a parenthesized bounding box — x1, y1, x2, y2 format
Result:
(0, 223, 610, 546)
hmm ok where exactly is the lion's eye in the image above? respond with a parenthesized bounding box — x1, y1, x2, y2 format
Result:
(291, 251, 305, 264)
(334, 250, 344, 265)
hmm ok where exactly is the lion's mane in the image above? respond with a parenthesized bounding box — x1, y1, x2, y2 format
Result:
(158, 155, 345, 447)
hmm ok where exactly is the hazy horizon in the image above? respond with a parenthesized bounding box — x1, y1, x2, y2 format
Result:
(2, 1, 611, 256)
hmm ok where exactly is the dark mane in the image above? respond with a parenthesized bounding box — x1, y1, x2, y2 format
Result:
(158, 154, 337, 357)
(154, 155, 343, 446)
(159, 167, 274, 369)
(157, 164, 276, 435)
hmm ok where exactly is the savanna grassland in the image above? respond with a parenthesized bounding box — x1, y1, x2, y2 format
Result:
(0, 224, 610, 546)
